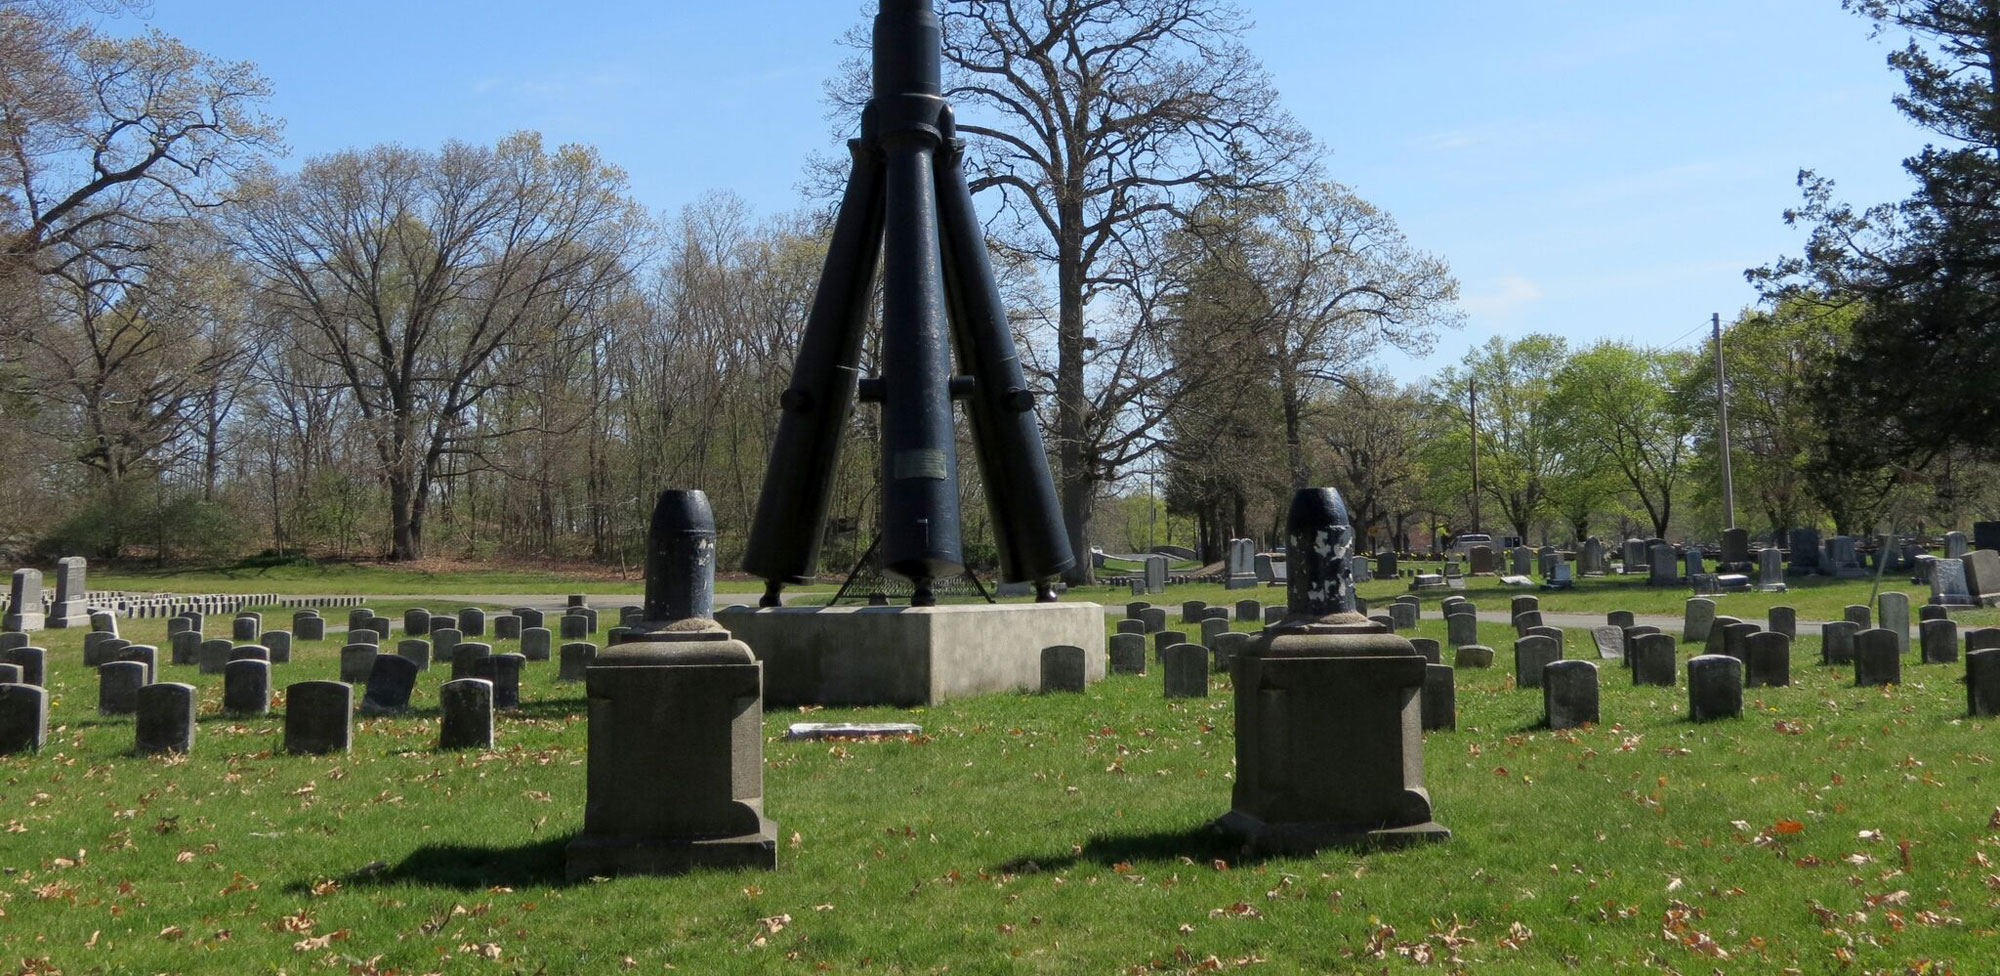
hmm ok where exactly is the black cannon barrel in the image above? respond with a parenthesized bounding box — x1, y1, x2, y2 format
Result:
(873, 0, 941, 98)
(740, 135, 886, 585)
(644, 489, 717, 624)
(877, 121, 965, 584)
(1286, 487, 1356, 618)
(935, 112, 1073, 584)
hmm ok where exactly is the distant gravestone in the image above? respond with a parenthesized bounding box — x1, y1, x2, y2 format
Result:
(1108, 633, 1147, 674)
(1421, 664, 1455, 731)
(1512, 610, 1543, 634)
(1976, 522, 2000, 553)
(1821, 620, 1860, 665)
(1152, 630, 1187, 662)
(4, 568, 44, 631)
(1932, 558, 1975, 607)
(1920, 618, 1958, 664)
(1513, 635, 1560, 689)
(1721, 622, 1759, 662)
(1879, 592, 1912, 654)
(134, 683, 197, 754)
(1469, 546, 1496, 575)
(1581, 537, 1606, 576)
(1388, 602, 1418, 631)
(1720, 528, 1751, 569)
(1225, 539, 1259, 590)
(1454, 644, 1494, 669)
(560, 613, 589, 640)
(1510, 594, 1539, 619)
(514, 607, 544, 629)
(1543, 660, 1599, 730)
(1199, 616, 1230, 648)
(438, 678, 494, 750)
(452, 641, 492, 682)
(47, 556, 88, 628)
(1788, 528, 1820, 573)
(1704, 616, 1741, 657)
(1143, 555, 1168, 595)
(1968, 649, 2000, 717)
(1757, 548, 1786, 591)
(116, 644, 158, 683)
(1139, 607, 1167, 633)
(1, 647, 46, 687)
(285, 681, 352, 754)
(261, 630, 292, 664)
(230, 645, 270, 664)
(1767, 606, 1797, 640)
(361, 654, 421, 714)
(1683, 598, 1716, 644)
(1606, 610, 1635, 629)
(1920, 603, 1948, 622)
(1855, 629, 1901, 686)
(1946, 530, 1970, 559)
(1631, 634, 1676, 686)
(1162, 643, 1208, 698)
(1622, 538, 1648, 574)
(1409, 637, 1442, 666)
(520, 627, 552, 661)
(1683, 549, 1705, 580)
(1039, 645, 1086, 693)
(558, 641, 597, 682)
(223, 659, 271, 715)
(457, 608, 486, 636)
(97, 660, 145, 715)
(1115, 619, 1144, 635)
(197, 638, 232, 675)
(404, 608, 431, 637)
(431, 626, 462, 662)
(1649, 544, 1679, 586)
(1211, 631, 1251, 672)
(1510, 546, 1534, 576)
(1963, 550, 2000, 606)
(169, 630, 200, 666)
(1447, 611, 1479, 649)
(295, 613, 325, 641)
(473, 653, 525, 709)
(1843, 604, 1872, 629)
(494, 614, 521, 640)
(1745, 632, 1791, 688)
(232, 614, 259, 641)
(339, 644, 378, 684)
(396, 638, 431, 671)
(345, 628, 378, 647)
(1687, 655, 1743, 721)
(0, 683, 48, 754)
(1590, 626, 1624, 660)
(1234, 599, 1262, 622)
(89, 610, 117, 635)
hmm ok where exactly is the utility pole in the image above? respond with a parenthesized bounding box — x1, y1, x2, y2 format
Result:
(1467, 378, 1481, 533)
(1712, 312, 1736, 530)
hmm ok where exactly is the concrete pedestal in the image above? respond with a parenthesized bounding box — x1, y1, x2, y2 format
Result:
(1219, 615, 1448, 853)
(566, 627, 777, 879)
(716, 602, 1105, 706)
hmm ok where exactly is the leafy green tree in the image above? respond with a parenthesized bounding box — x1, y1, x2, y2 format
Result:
(1546, 342, 1699, 539)
(1431, 335, 1568, 541)
(1754, 0, 2000, 467)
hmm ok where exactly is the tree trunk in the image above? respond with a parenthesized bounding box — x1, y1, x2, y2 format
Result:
(1056, 215, 1094, 585)
(1280, 373, 1307, 489)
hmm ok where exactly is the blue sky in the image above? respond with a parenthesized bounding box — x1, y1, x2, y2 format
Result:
(110, 1, 1929, 381)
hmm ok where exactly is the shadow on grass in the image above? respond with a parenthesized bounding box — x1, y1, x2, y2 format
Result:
(992, 820, 1261, 874)
(292, 834, 579, 892)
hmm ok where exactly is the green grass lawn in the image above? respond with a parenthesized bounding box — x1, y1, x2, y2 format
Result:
(89, 562, 836, 600)
(3, 606, 1998, 973)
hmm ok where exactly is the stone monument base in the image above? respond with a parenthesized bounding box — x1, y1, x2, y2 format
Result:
(2, 612, 42, 632)
(716, 602, 1106, 706)
(565, 823, 778, 880)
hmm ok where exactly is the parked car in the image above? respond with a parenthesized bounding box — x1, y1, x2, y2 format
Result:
(1447, 533, 1493, 558)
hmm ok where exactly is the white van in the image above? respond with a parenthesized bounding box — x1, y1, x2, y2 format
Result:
(1447, 533, 1493, 558)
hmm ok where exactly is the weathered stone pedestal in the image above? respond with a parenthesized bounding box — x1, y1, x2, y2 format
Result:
(1221, 615, 1448, 852)
(566, 626, 777, 879)
(1217, 487, 1447, 854)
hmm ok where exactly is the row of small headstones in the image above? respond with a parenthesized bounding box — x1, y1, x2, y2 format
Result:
(0, 674, 506, 756)
(0, 600, 630, 755)
(72, 593, 362, 619)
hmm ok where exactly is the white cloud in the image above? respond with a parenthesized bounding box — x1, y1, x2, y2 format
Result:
(1460, 274, 1543, 321)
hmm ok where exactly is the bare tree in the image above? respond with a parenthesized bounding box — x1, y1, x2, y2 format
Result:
(232, 133, 650, 560)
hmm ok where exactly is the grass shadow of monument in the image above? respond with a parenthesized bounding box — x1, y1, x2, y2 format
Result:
(292, 835, 577, 892)
(992, 821, 1267, 874)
